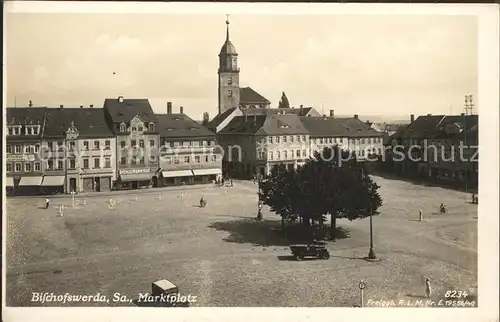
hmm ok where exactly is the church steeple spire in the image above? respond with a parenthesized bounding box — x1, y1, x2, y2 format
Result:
(226, 14, 230, 41)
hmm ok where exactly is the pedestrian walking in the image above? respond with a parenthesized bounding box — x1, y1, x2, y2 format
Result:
(425, 278, 432, 298)
(419, 210, 423, 222)
(230, 179, 233, 187)
(45, 198, 50, 209)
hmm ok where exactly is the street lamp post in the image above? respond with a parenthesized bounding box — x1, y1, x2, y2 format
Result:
(368, 207, 376, 260)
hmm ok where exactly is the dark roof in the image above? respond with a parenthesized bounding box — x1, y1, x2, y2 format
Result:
(156, 113, 215, 138)
(431, 115, 478, 139)
(402, 115, 445, 139)
(390, 124, 409, 139)
(239, 87, 270, 104)
(300, 116, 384, 138)
(219, 114, 309, 136)
(220, 39, 237, 55)
(6, 107, 47, 140)
(103, 98, 157, 124)
(44, 108, 114, 138)
(207, 107, 238, 131)
(375, 122, 410, 132)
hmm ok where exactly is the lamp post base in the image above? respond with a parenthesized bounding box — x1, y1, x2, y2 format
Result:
(364, 248, 380, 262)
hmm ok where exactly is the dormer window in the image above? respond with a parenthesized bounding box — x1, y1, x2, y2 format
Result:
(148, 123, 155, 132)
(8, 127, 13, 135)
(132, 127, 137, 132)
(138, 126, 143, 132)
(119, 122, 126, 132)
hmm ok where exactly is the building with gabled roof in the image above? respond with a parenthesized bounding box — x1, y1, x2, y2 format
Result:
(103, 96, 160, 190)
(6, 107, 47, 195)
(155, 106, 222, 186)
(216, 113, 311, 178)
(42, 106, 116, 193)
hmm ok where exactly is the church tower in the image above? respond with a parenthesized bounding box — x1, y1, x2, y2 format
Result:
(218, 16, 240, 115)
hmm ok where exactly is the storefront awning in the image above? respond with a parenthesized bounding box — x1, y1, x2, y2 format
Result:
(192, 168, 221, 176)
(162, 170, 194, 178)
(42, 176, 65, 186)
(120, 173, 153, 182)
(19, 176, 43, 186)
(5, 177, 15, 187)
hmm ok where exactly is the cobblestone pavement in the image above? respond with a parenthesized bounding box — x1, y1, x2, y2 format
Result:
(6, 177, 477, 307)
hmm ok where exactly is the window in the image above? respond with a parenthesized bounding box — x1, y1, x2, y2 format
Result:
(276, 151, 281, 160)
(296, 150, 300, 157)
(268, 137, 273, 144)
(361, 139, 365, 144)
(283, 136, 287, 143)
(257, 152, 264, 160)
(121, 141, 126, 148)
(183, 141, 190, 148)
(120, 123, 126, 132)
(276, 136, 280, 144)
(204, 156, 209, 162)
(302, 149, 306, 157)
(284, 151, 288, 159)
(139, 157, 145, 165)
(24, 145, 30, 153)
(83, 158, 89, 169)
(131, 158, 136, 165)
(329, 138, 333, 144)
(58, 141, 64, 151)
(6, 145, 11, 154)
(302, 135, 306, 141)
(202, 140, 208, 146)
(184, 156, 190, 163)
(139, 140, 145, 148)
(290, 136, 294, 143)
(34, 162, 41, 172)
(211, 155, 216, 162)
(149, 140, 155, 147)
(210, 141, 215, 146)
(132, 127, 137, 132)
(84, 141, 89, 150)
(174, 157, 180, 164)
(149, 155, 156, 163)
(6, 163, 12, 172)
(25, 163, 32, 172)
(131, 140, 137, 147)
(148, 123, 155, 132)
(69, 159, 76, 169)
(105, 157, 111, 168)
(138, 126, 143, 132)
(228, 90, 233, 97)
(94, 141, 100, 150)
(15, 163, 22, 172)
(228, 77, 232, 85)
(195, 156, 201, 163)
(93, 158, 100, 168)
(105, 140, 111, 150)
(166, 157, 172, 164)
(26, 127, 32, 135)
(69, 141, 75, 151)
(47, 160, 53, 170)
(269, 151, 273, 160)
(8, 127, 13, 136)
(120, 156, 126, 165)
(13, 127, 20, 135)
(58, 160, 63, 169)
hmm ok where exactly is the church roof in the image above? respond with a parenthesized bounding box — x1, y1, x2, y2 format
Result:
(239, 87, 270, 104)
(220, 40, 237, 55)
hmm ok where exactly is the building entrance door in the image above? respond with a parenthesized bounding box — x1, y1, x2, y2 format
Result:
(94, 177, 101, 192)
(69, 178, 77, 192)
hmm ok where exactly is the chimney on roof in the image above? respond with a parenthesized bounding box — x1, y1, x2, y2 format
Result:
(29, 100, 33, 107)
(410, 114, 415, 123)
(329, 109, 334, 118)
(167, 102, 172, 114)
(180, 106, 184, 114)
(354, 114, 358, 119)
(118, 96, 124, 103)
(427, 113, 432, 116)
(90, 104, 94, 108)
(300, 105, 303, 109)
(60, 105, 64, 109)
(461, 112, 465, 116)
(80, 105, 83, 109)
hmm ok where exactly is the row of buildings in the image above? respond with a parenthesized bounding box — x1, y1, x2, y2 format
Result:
(6, 100, 223, 196)
(385, 113, 479, 189)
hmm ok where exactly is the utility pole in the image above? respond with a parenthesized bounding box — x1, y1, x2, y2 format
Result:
(463, 95, 474, 194)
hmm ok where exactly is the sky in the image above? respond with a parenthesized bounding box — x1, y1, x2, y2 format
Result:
(5, 12, 478, 121)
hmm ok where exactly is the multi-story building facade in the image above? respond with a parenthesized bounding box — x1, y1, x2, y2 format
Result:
(6, 107, 46, 196)
(157, 106, 222, 186)
(43, 107, 117, 193)
(103, 97, 160, 190)
(217, 113, 311, 178)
